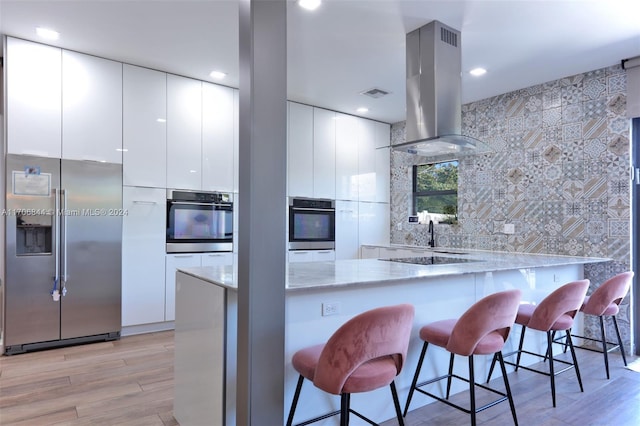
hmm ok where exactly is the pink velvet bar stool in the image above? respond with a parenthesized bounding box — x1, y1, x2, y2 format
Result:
(286, 304, 415, 426)
(567, 271, 633, 379)
(487, 279, 589, 408)
(403, 290, 522, 426)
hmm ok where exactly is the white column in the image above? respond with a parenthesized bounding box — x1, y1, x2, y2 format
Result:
(237, 1, 287, 425)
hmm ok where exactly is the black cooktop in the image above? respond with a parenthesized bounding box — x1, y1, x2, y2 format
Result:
(381, 256, 480, 266)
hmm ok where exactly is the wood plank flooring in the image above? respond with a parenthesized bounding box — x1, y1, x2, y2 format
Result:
(1, 330, 639, 425)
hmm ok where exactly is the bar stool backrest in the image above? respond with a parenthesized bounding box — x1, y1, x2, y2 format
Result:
(447, 289, 522, 356)
(582, 271, 633, 316)
(313, 304, 415, 395)
(528, 280, 590, 331)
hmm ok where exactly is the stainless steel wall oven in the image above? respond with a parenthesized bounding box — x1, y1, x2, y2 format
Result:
(166, 190, 233, 253)
(288, 198, 335, 250)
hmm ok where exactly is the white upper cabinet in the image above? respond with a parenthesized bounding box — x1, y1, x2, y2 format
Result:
(233, 89, 240, 193)
(62, 50, 123, 163)
(335, 113, 360, 201)
(123, 65, 167, 187)
(287, 102, 314, 197)
(358, 120, 390, 203)
(167, 74, 202, 190)
(202, 83, 235, 192)
(374, 121, 391, 203)
(313, 108, 336, 199)
(6, 38, 62, 158)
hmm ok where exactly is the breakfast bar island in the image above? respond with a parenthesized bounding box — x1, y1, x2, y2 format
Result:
(173, 249, 609, 425)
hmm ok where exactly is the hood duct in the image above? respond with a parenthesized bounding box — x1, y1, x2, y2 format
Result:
(393, 20, 491, 158)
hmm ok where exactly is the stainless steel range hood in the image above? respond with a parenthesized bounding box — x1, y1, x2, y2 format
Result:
(393, 20, 490, 158)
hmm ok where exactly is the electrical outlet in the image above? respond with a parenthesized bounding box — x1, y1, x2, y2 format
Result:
(322, 302, 341, 316)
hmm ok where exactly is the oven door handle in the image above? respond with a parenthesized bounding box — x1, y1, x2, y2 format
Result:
(169, 201, 232, 207)
(291, 207, 335, 212)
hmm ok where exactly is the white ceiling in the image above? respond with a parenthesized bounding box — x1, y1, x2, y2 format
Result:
(1, 0, 639, 124)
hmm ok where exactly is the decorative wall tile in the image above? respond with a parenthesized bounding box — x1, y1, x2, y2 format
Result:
(389, 64, 631, 348)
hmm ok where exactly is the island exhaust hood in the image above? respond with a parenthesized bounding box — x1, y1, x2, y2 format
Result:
(393, 20, 490, 158)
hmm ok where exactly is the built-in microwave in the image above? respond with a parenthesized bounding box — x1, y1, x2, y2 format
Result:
(288, 198, 335, 250)
(166, 190, 233, 253)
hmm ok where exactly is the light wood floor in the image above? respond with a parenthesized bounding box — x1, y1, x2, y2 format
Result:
(1, 330, 639, 425)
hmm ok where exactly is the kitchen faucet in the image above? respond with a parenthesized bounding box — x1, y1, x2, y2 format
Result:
(428, 220, 435, 248)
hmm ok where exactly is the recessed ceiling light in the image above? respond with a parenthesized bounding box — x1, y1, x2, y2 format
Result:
(209, 70, 227, 80)
(469, 67, 487, 77)
(356, 107, 369, 113)
(36, 27, 59, 40)
(298, 0, 321, 11)
(157, 118, 167, 123)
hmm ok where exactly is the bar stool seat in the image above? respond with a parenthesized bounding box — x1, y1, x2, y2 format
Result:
(404, 290, 522, 426)
(488, 279, 590, 408)
(286, 304, 415, 426)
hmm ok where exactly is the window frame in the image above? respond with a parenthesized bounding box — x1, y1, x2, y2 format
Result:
(412, 160, 459, 216)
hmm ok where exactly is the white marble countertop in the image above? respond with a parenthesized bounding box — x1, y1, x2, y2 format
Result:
(177, 249, 610, 292)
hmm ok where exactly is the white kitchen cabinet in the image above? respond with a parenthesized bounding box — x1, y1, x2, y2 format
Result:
(165, 252, 233, 321)
(335, 113, 360, 201)
(287, 102, 314, 197)
(374, 122, 391, 203)
(167, 75, 202, 190)
(165, 254, 202, 321)
(288, 250, 335, 263)
(201, 252, 234, 267)
(233, 90, 240, 193)
(358, 201, 390, 247)
(6, 37, 62, 158)
(123, 65, 167, 187)
(62, 50, 123, 163)
(122, 187, 166, 326)
(358, 120, 390, 203)
(203, 83, 235, 192)
(360, 245, 380, 259)
(313, 108, 336, 199)
(335, 200, 359, 260)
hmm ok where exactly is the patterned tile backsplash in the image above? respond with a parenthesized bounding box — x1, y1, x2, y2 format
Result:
(389, 64, 633, 350)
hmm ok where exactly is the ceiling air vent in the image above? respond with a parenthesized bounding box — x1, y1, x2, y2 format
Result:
(440, 26, 457, 47)
(360, 87, 390, 99)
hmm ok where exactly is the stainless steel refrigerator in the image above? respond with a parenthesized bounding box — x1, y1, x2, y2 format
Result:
(3, 154, 122, 354)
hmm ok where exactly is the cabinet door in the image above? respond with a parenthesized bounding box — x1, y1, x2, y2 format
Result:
(375, 122, 391, 203)
(359, 202, 390, 247)
(123, 65, 167, 187)
(201, 252, 234, 267)
(6, 37, 62, 158)
(313, 108, 336, 199)
(62, 50, 123, 163)
(167, 75, 202, 190)
(122, 187, 167, 326)
(335, 114, 359, 201)
(360, 246, 380, 259)
(313, 250, 335, 262)
(288, 251, 313, 263)
(233, 90, 240, 194)
(358, 119, 377, 202)
(335, 200, 359, 260)
(202, 83, 234, 192)
(287, 102, 314, 197)
(165, 254, 202, 321)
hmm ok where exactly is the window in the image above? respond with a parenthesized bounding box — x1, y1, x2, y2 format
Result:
(412, 160, 458, 222)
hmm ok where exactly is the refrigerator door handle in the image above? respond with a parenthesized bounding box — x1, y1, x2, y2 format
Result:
(52, 188, 61, 301)
(61, 189, 68, 296)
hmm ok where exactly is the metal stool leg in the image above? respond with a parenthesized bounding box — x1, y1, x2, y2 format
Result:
(598, 315, 610, 379)
(403, 342, 428, 416)
(286, 375, 305, 426)
(612, 316, 628, 366)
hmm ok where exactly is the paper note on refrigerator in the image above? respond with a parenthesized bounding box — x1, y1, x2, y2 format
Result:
(12, 170, 51, 196)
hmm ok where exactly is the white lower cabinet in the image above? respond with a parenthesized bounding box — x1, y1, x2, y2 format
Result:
(121, 187, 166, 326)
(165, 254, 202, 322)
(288, 250, 335, 263)
(165, 252, 233, 321)
(360, 246, 380, 259)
